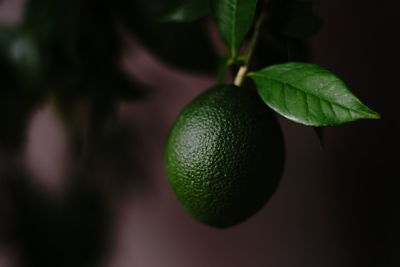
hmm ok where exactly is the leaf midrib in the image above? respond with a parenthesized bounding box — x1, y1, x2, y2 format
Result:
(230, 0, 237, 56)
(250, 72, 376, 117)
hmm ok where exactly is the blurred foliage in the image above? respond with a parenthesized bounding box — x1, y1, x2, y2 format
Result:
(251, 0, 321, 69)
(0, 35, 45, 150)
(0, 159, 112, 267)
(112, 0, 218, 73)
(0, 0, 321, 266)
(16, 181, 112, 267)
(0, 0, 322, 149)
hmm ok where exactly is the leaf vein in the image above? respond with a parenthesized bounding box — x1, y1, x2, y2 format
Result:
(232, 0, 237, 56)
(251, 73, 373, 116)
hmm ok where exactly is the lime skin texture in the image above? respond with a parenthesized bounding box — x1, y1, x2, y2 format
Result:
(165, 84, 285, 228)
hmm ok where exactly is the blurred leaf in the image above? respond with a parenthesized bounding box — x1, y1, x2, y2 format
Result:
(251, 0, 315, 68)
(249, 62, 380, 126)
(0, 46, 45, 150)
(158, 0, 210, 23)
(252, 30, 310, 69)
(114, 0, 218, 73)
(8, 31, 45, 86)
(15, 179, 112, 267)
(52, 67, 148, 147)
(0, 24, 17, 51)
(22, 0, 122, 85)
(22, 0, 59, 44)
(211, 0, 258, 58)
(216, 56, 230, 83)
(0, 24, 45, 87)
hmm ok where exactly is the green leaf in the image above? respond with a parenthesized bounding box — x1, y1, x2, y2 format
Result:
(158, 0, 210, 23)
(8, 31, 44, 86)
(211, 0, 258, 58)
(0, 51, 45, 150)
(216, 56, 230, 83)
(249, 62, 380, 126)
(0, 24, 17, 51)
(115, 0, 217, 73)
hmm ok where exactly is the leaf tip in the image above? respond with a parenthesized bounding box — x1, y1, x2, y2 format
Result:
(365, 109, 381, 120)
(372, 111, 381, 119)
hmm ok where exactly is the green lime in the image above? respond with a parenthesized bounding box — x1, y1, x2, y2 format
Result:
(165, 84, 285, 228)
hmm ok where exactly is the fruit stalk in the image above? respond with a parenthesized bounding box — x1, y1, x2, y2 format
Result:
(234, 10, 267, 87)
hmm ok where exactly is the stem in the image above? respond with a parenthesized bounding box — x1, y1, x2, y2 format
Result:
(233, 65, 248, 86)
(233, 10, 267, 87)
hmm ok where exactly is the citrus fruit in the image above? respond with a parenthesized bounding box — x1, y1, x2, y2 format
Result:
(165, 84, 285, 228)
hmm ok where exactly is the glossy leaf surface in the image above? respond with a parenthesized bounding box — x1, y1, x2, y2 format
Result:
(211, 0, 258, 58)
(249, 62, 380, 126)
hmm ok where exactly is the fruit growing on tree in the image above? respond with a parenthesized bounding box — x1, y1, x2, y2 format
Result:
(165, 84, 284, 228)
(162, 0, 379, 228)
(0, 0, 380, 233)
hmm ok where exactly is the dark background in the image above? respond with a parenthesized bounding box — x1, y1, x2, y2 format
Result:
(313, 1, 400, 266)
(0, 0, 399, 266)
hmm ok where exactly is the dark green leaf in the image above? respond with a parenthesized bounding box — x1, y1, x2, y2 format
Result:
(211, 0, 258, 58)
(159, 0, 210, 23)
(249, 62, 380, 126)
(252, 27, 310, 70)
(0, 25, 45, 87)
(8, 31, 44, 86)
(0, 51, 45, 150)
(0, 24, 17, 51)
(216, 56, 230, 83)
(23, 0, 121, 83)
(116, 0, 217, 73)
